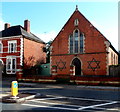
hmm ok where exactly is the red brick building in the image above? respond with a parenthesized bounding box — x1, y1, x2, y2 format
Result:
(50, 6, 118, 78)
(0, 20, 46, 78)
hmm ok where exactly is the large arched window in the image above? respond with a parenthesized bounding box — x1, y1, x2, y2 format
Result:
(74, 30, 79, 53)
(0, 42, 3, 53)
(69, 34, 73, 53)
(80, 33, 84, 53)
(69, 29, 84, 54)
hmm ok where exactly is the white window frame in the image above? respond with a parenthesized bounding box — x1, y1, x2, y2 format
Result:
(74, 29, 79, 53)
(0, 41, 3, 53)
(6, 56, 16, 74)
(74, 19, 79, 26)
(69, 29, 84, 54)
(8, 40, 17, 53)
(80, 33, 84, 53)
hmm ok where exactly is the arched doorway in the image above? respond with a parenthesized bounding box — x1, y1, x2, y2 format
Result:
(71, 58, 81, 75)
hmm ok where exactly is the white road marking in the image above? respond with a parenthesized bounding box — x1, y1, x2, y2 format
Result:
(29, 97, 65, 101)
(46, 85, 63, 88)
(92, 107, 107, 110)
(30, 100, 83, 108)
(22, 103, 78, 111)
(68, 97, 113, 102)
(78, 101, 118, 110)
(26, 96, 119, 111)
(107, 108, 120, 111)
(22, 104, 47, 108)
(46, 95, 115, 102)
(29, 100, 61, 105)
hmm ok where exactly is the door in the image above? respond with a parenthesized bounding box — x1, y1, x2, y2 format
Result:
(71, 58, 81, 75)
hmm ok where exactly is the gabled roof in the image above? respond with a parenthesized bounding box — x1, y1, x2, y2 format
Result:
(51, 7, 118, 54)
(0, 25, 45, 44)
(52, 8, 108, 45)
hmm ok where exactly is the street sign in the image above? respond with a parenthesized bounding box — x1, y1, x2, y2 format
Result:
(11, 81, 18, 97)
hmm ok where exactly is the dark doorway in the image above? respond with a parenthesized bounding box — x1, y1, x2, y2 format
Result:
(71, 58, 81, 75)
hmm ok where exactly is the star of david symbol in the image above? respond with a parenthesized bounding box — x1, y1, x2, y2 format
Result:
(56, 59, 66, 71)
(87, 58, 100, 71)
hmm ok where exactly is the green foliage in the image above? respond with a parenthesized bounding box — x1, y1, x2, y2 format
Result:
(46, 40, 53, 63)
(52, 65, 57, 67)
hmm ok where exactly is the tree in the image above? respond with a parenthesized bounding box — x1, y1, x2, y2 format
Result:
(46, 40, 53, 63)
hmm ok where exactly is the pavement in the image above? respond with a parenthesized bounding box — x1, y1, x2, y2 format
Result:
(18, 82, 120, 92)
(0, 91, 45, 103)
(76, 85, 120, 91)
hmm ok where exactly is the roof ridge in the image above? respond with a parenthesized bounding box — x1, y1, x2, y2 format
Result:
(20, 27, 45, 44)
(0, 25, 45, 44)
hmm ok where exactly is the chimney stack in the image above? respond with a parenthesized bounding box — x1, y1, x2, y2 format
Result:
(24, 20, 30, 33)
(4, 23, 10, 30)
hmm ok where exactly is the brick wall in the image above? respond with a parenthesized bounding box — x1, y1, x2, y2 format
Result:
(24, 38, 46, 68)
(51, 10, 108, 76)
(0, 36, 21, 75)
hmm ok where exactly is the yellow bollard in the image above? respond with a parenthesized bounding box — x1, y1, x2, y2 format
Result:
(11, 81, 19, 98)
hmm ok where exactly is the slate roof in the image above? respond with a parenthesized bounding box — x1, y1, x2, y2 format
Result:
(0, 25, 45, 44)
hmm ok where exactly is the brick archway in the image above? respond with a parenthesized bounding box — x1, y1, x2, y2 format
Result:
(71, 58, 81, 75)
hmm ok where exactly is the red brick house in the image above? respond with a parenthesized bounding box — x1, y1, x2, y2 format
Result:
(0, 20, 46, 79)
(50, 6, 118, 78)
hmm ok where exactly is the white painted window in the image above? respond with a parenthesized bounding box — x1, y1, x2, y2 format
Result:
(0, 42, 3, 53)
(74, 30, 79, 53)
(80, 33, 84, 53)
(6, 56, 16, 74)
(8, 40, 17, 53)
(69, 29, 84, 54)
(74, 19, 79, 26)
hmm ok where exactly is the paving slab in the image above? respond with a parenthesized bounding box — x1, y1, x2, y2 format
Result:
(0, 92, 41, 103)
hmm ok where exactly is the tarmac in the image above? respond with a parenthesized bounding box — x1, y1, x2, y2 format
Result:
(1, 80, 120, 104)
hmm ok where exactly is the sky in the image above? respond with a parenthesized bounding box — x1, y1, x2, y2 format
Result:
(0, 1, 119, 51)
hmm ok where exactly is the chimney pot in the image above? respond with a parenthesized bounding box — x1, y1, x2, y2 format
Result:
(24, 20, 30, 33)
(4, 23, 10, 30)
